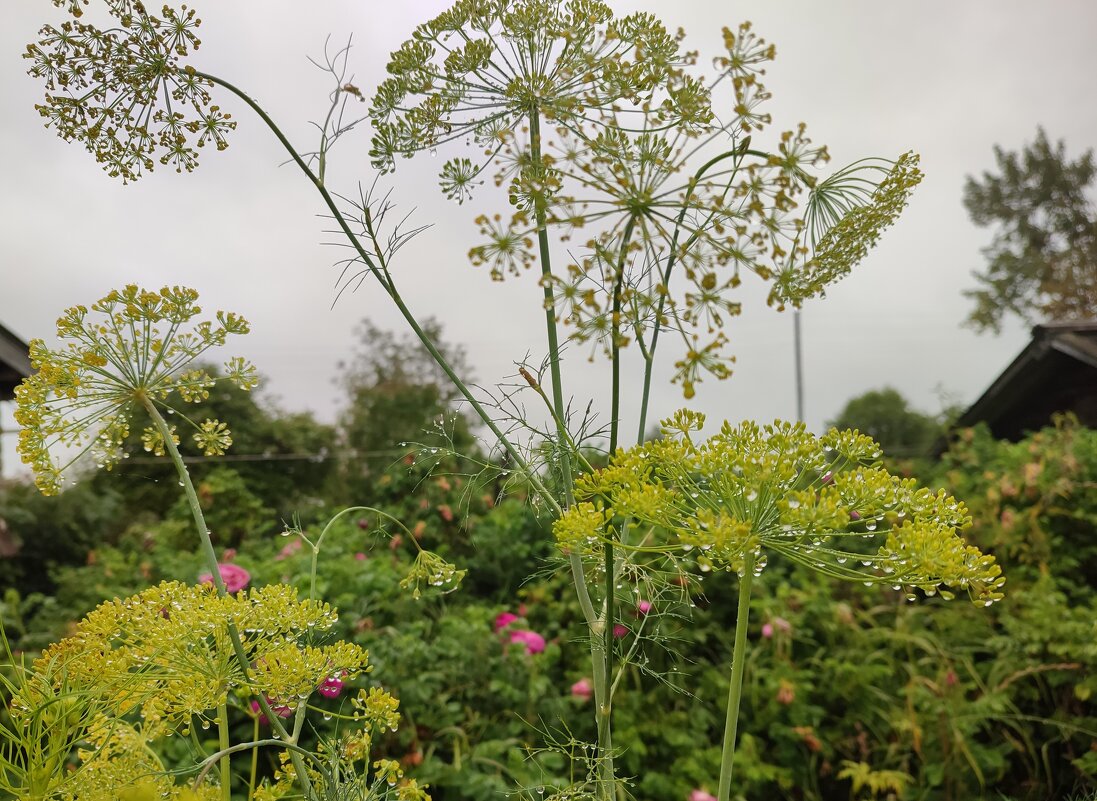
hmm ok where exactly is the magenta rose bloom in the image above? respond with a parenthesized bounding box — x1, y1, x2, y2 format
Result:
(199, 563, 251, 593)
(318, 672, 346, 699)
(509, 629, 546, 654)
(570, 677, 593, 701)
(494, 611, 519, 633)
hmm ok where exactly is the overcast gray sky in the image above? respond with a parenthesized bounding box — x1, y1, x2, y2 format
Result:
(3, 1, 1097, 477)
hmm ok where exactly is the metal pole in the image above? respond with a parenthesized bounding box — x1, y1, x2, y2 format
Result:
(793, 310, 804, 423)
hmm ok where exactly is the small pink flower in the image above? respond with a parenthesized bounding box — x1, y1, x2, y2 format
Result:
(571, 678, 593, 701)
(690, 790, 718, 801)
(635, 600, 652, 616)
(762, 617, 791, 639)
(357, 517, 370, 530)
(275, 539, 303, 561)
(222, 548, 237, 561)
(945, 669, 959, 687)
(199, 563, 250, 593)
(613, 624, 628, 638)
(318, 672, 346, 699)
(250, 699, 292, 725)
(509, 629, 546, 654)
(850, 510, 862, 521)
(354, 552, 367, 561)
(494, 611, 519, 633)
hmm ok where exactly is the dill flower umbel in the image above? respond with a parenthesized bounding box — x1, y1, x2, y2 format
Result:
(7, 581, 376, 798)
(374, 3, 923, 398)
(25, 0, 235, 181)
(14, 285, 257, 495)
(555, 409, 1005, 605)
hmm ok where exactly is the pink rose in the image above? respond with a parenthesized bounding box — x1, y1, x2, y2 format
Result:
(318, 672, 346, 699)
(494, 611, 519, 633)
(571, 678, 593, 701)
(690, 790, 718, 801)
(509, 629, 546, 655)
(199, 563, 250, 593)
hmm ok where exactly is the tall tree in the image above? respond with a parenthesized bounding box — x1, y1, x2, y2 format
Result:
(963, 128, 1097, 332)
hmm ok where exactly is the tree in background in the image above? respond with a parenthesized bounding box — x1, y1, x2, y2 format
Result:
(826, 387, 943, 458)
(963, 128, 1097, 332)
(333, 319, 477, 504)
(89, 368, 337, 523)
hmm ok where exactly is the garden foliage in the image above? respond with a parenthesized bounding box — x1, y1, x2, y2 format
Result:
(4, 1, 1082, 800)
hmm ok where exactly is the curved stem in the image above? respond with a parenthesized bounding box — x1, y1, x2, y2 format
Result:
(716, 553, 756, 801)
(196, 70, 561, 517)
(308, 505, 377, 601)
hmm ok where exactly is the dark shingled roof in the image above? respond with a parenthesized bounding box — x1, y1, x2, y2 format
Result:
(0, 322, 32, 401)
(954, 320, 1097, 441)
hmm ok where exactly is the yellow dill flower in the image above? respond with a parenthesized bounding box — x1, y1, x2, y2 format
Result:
(13, 285, 257, 495)
(566, 410, 1004, 605)
(23, 582, 352, 737)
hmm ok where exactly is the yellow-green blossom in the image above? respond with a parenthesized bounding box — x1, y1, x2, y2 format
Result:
(14, 285, 257, 494)
(562, 411, 1005, 604)
(400, 550, 467, 599)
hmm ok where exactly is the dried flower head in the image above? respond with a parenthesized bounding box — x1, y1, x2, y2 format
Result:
(554, 410, 1005, 605)
(374, 5, 922, 398)
(25, 0, 234, 182)
(369, 0, 708, 185)
(14, 285, 257, 495)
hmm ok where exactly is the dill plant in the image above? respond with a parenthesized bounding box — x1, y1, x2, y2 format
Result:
(19, 2, 1003, 799)
(3, 287, 442, 801)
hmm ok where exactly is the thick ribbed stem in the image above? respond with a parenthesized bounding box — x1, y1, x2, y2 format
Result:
(716, 553, 756, 801)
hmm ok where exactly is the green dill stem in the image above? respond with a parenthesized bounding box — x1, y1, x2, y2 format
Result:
(529, 108, 615, 798)
(635, 148, 747, 444)
(195, 70, 561, 518)
(716, 553, 756, 801)
(143, 399, 318, 801)
(308, 506, 375, 601)
(600, 218, 636, 795)
(528, 110, 574, 508)
(217, 700, 232, 801)
(249, 715, 259, 801)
